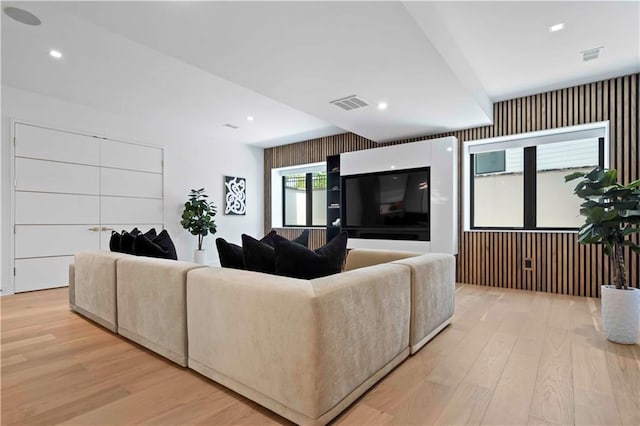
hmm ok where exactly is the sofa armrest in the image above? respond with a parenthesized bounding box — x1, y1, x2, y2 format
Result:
(344, 248, 420, 271)
(393, 253, 456, 352)
(187, 265, 411, 423)
(117, 257, 205, 366)
(74, 250, 128, 331)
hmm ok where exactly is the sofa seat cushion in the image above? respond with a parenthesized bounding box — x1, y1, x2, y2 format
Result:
(344, 248, 420, 271)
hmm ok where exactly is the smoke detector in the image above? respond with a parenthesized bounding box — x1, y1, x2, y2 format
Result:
(3, 7, 41, 26)
(581, 47, 603, 62)
(330, 95, 369, 111)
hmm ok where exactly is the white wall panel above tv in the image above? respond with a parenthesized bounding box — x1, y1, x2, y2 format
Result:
(341, 140, 432, 176)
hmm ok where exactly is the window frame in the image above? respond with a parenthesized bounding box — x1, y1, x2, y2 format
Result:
(282, 172, 326, 227)
(466, 122, 609, 232)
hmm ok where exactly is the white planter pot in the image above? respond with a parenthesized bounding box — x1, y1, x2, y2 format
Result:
(194, 249, 207, 265)
(601, 285, 640, 344)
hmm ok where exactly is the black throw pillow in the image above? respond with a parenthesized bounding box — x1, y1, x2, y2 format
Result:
(216, 238, 245, 269)
(133, 229, 177, 260)
(269, 229, 309, 248)
(274, 232, 348, 279)
(109, 231, 122, 252)
(144, 228, 157, 240)
(242, 234, 276, 274)
(119, 228, 140, 254)
(257, 230, 279, 248)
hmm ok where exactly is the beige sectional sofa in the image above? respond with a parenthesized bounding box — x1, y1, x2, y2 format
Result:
(187, 264, 411, 425)
(70, 248, 455, 425)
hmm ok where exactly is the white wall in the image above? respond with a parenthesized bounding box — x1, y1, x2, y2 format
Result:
(1, 86, 264, 294)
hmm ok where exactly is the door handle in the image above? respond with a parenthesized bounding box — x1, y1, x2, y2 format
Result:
(88, 226, 101, 232)
(101, 227, 114, 232)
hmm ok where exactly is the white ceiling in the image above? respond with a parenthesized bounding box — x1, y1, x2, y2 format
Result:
(2, 1, 639, 147)
(1, 2, 343, 148)
(421, 1, 640, 101)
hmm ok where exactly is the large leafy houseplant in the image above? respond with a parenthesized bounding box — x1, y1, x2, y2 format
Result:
(565, 167, 640, 290)
(181, 188, 217, 251)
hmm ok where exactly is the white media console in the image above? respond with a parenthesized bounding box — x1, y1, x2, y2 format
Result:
(340, 137, 458, 254)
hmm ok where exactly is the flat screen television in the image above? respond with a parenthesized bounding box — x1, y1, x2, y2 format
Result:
(341, 167, 430, 241)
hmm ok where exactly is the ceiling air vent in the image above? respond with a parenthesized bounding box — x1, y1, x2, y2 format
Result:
(223, 123, 239, 129)
(581, 47, 603, 62)
(330, 95, 369, 111)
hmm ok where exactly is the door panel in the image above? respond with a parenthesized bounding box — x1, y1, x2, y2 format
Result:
(100, 168, 162, 199)
(101, 197, 163, 224)
(101, 140, 162, 173)
(16, 124, 99, 166)
(12, 123, 164, 293)
(100, 224, 163, 250)
(15, 158, 100, 195)
(15, 256, 73, 292)
(15, 225, 100, 258)
(15, 192, 99, 225)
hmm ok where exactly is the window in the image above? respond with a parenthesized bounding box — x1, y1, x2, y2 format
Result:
(468, 123, 607, 230)
(282, 171, 327, 227)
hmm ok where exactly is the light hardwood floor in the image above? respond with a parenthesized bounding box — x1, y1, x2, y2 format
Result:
(2, 285, 639, 425)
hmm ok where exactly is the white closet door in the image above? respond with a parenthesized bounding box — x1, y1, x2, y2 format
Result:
(15, 158, 100, 195)
(12, 123, 164, 293)
(101, 168, 163, 199)
(15, 192, 99, 225)
(15, 124, 99, 166)
(15, 256, 74, 293)
(15, 225, 100, 258)
(101, 140, 162, 173)
(101, 197, 163, 224)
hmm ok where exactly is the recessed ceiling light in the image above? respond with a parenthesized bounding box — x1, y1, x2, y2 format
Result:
(549, 23, 565, 33)
(49, 50, 62, 59)
(246, 116, 254, 121)
(377, 101, 388, 110)
(3, 6, 41, 26)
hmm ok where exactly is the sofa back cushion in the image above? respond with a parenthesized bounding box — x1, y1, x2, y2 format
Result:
(344, 249, 420, 271)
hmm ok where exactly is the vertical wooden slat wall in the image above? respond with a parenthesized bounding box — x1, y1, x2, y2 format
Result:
(264, 73, 639, 296)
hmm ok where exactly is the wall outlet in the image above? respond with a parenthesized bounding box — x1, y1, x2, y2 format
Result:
(524, 258, 533, 270)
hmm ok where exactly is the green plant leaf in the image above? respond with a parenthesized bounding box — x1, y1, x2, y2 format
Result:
(565, 171, 586, 182)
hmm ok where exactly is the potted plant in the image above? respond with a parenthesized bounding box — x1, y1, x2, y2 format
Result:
(566, 167, 640, 344)
(181, 188, 217, 264)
